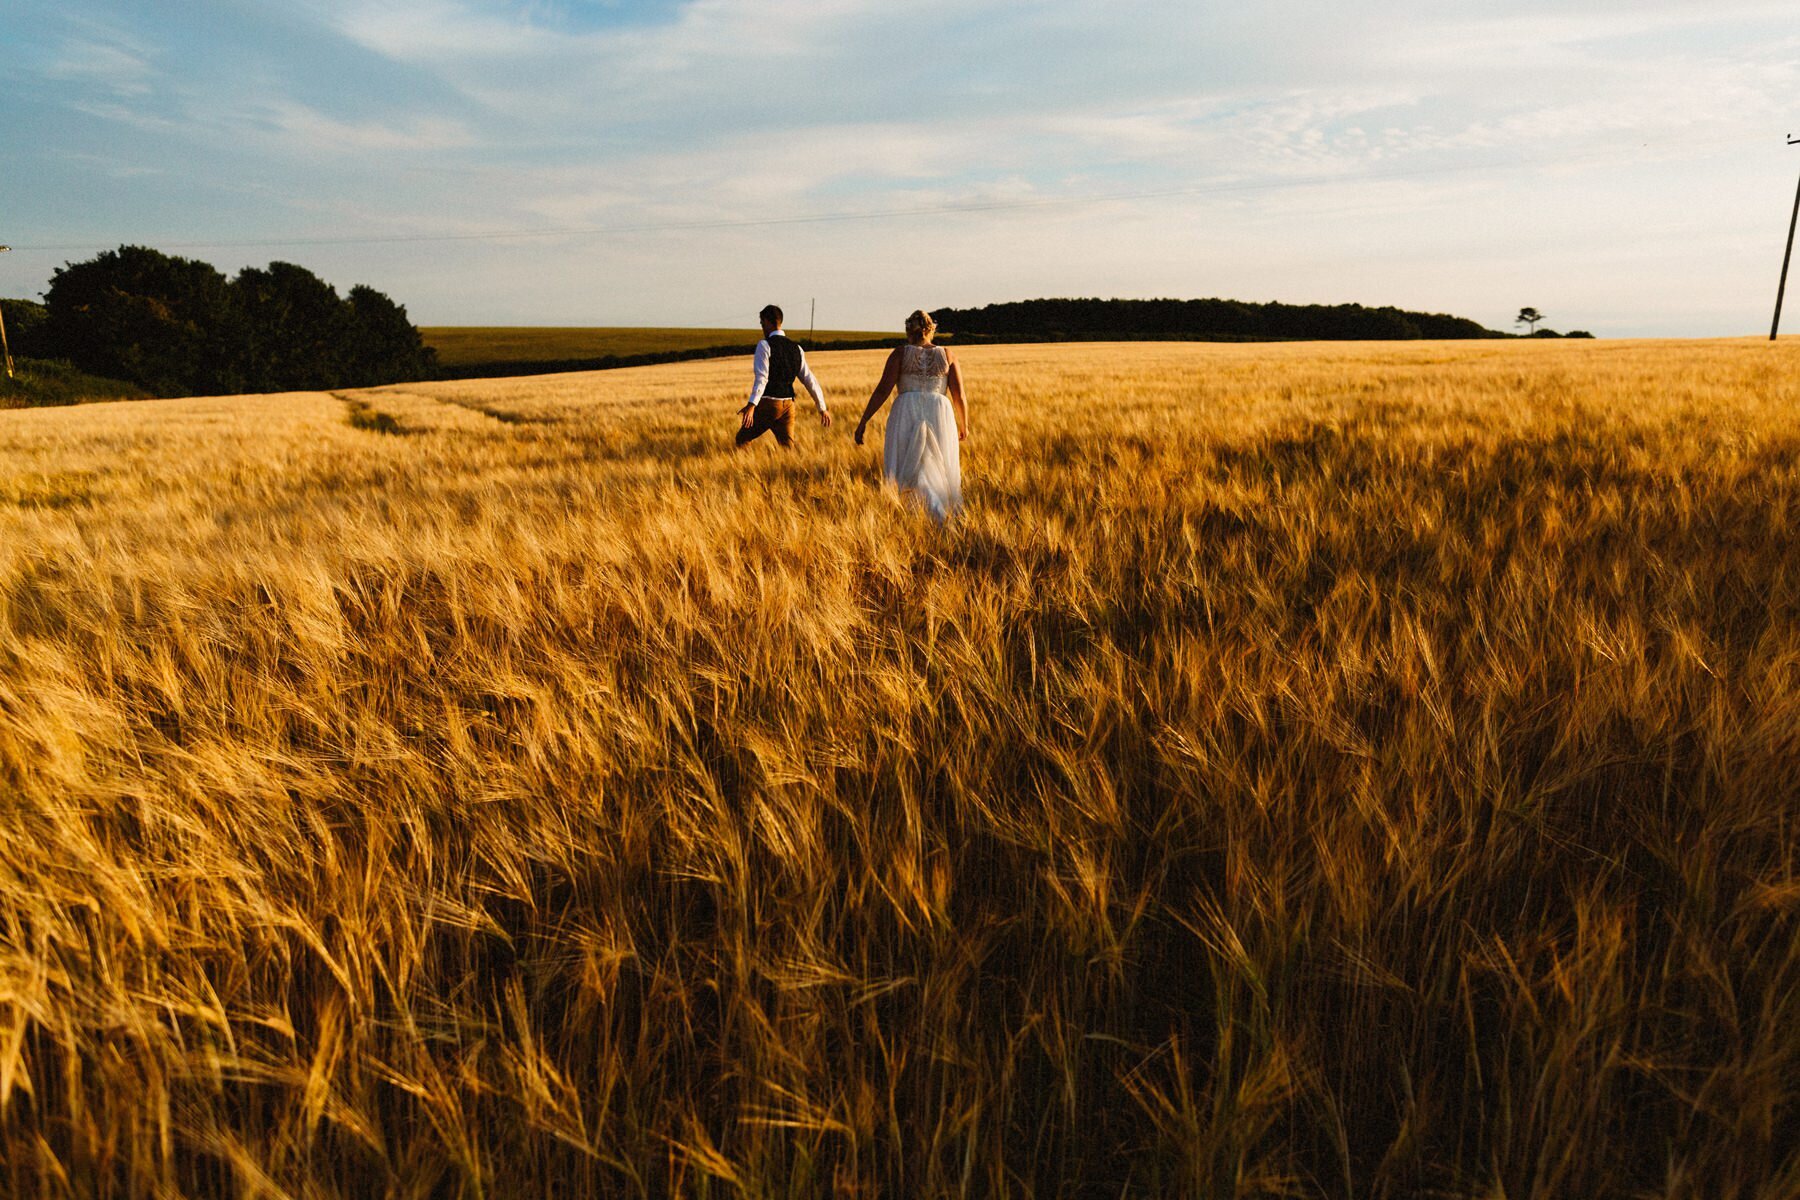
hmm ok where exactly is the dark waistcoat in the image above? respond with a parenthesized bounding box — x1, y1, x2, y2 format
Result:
(763, 337, 803, 400)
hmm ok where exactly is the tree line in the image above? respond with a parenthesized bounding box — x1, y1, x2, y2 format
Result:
(6, 245, 436, 398)
(931, 297, 1505, 341)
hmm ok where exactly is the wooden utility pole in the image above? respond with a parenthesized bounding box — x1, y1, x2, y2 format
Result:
(1772, 137, 1800, 341)
(808, 298, 816, 343)
(0, 246, 13, 379)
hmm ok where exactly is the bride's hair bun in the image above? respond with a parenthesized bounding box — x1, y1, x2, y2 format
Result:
(905, 310, 937, 338)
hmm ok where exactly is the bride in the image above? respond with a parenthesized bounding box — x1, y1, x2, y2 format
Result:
(853, 310, 968, 520)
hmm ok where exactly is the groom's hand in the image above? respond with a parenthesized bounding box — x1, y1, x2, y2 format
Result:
(739, 404, 755, 430)
(819, 410, 834, 429)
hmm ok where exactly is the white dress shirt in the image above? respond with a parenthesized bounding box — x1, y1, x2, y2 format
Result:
(745, 330, 827, 414)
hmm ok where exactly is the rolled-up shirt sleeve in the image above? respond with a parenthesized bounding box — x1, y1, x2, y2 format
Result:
(797, 350, 827, 413)
(744, 340, 771, 409)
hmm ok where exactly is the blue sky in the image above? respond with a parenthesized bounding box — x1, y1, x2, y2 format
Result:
(2, 0, 1798, 336)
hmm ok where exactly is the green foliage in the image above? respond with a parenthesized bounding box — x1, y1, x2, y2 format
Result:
(0, 357, 151, 409)
(234, 261, 357, 391)
(343, 285, 437, 386)
(2, 298, 50, 359)
(39, 247, 241, 395)
(933, 297, 1503, 341)
(38, 245, 437, 398)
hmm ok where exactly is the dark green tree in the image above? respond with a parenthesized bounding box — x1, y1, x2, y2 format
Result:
(343, 285, 438, 385)
(0, 298, 49, 359)
(930, 297, 1502, 342)
(40, 246, 244, 395)
(37, 246, 437, 397)
(233, 261, 355, 392)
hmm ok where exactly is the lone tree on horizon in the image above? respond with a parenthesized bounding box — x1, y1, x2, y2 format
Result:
(1516, 306, 1545, 335)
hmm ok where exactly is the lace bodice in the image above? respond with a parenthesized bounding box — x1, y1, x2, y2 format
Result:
(897, 344, 950, 395)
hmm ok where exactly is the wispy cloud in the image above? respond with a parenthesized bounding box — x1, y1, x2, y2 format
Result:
(239, 102, 478, 154)
(1385, 2, 1800, 64)
(5, 0, 1799, 335)
(44, 35, 157, 95)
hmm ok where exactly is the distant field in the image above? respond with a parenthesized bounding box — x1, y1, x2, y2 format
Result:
(421, 325, 894, 366)
(4, 340, 1799, 1197)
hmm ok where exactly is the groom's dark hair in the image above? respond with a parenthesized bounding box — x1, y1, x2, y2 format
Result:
(759, 304, 783, 327)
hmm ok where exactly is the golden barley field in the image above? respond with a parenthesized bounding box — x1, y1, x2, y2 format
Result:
(3, 340, 1798, 1198)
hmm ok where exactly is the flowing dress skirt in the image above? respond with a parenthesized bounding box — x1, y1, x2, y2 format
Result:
(883, 389, 963, 521)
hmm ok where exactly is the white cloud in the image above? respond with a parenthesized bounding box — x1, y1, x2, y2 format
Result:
(326, 0, 550, 61)
(44, 36, 157, 95)
(67, 100, 183, 134)
(241, 101, 478, 154)
(1386, 2, 1800, 64)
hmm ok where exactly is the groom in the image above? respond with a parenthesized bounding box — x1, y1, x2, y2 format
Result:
(736, 305, 832, 449)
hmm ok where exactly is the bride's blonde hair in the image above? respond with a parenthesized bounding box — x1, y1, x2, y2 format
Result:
(904, 309, 937, 341)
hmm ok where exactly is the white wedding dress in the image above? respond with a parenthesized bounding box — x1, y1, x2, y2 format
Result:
(884, 344, 963, 521)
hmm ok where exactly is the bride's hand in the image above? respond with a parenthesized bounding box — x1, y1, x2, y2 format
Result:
(957, 424, 968, 442)
(854, 422, 866, 446)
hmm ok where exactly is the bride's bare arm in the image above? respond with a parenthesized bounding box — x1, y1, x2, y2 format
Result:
(854, 349, 903, 446)
(947, 355, 969, 439)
